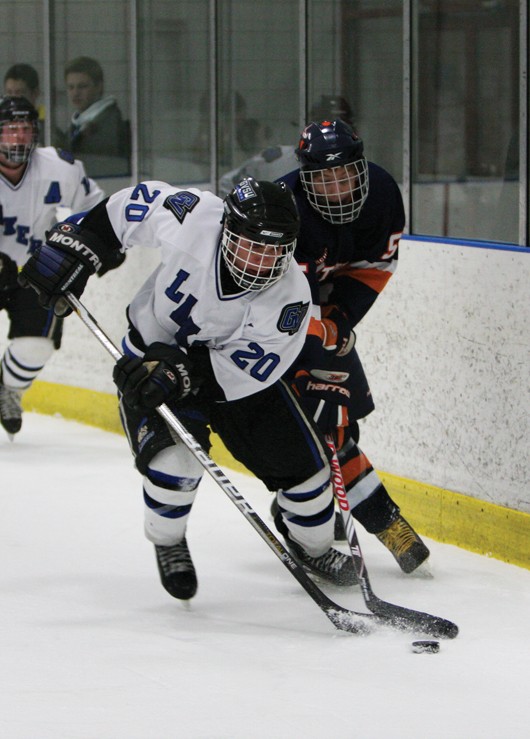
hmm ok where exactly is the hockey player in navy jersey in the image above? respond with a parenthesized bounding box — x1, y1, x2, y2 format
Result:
(0, 96, 105, 439)
(19, 176, 357, 599)
(276, 119, 430, 574)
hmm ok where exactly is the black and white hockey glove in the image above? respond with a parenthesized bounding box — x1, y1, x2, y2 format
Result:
(113, 342, 193, 410)
(0, 252, 18, 292)
(18, 223, 114, 316)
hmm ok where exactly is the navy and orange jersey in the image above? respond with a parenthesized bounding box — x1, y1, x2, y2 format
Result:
(278, 162, 405, 328)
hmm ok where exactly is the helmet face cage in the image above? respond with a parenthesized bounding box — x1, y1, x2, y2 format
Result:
(300, 158, 369, 224)
(221, 227, 296, 291)
(221, 177, 299, 291)
(0, 96, 39, 165)
(296, 119, 369, 223)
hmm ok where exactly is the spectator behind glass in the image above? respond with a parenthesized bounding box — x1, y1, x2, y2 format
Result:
(3, 64, 45, 144)
(62, 56, 130, 177)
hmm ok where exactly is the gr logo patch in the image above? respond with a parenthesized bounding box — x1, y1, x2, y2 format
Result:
(277, 301, 309, 336)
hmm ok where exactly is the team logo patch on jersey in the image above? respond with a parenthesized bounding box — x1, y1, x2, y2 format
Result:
(277, 301, 309, 336)
(163, 191, 199, 223)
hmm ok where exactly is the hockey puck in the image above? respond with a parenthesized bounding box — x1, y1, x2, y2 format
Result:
(411, 640, 440, 654)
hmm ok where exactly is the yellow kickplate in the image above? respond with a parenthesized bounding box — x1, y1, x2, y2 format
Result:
(23, 381, 530, 570)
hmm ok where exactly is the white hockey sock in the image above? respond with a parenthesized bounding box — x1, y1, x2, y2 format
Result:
(1, 337, 54, 389)
(142, 445, 202, 546)
(278, 467, 335, 557)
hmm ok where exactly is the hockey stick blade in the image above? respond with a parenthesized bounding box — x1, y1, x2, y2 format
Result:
(66, 293, 374, 636)
(360, 578, 458, 638)
(327, 436, 458, 640)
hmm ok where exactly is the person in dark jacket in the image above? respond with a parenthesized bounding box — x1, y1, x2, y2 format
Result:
(61, 56, 130, 177)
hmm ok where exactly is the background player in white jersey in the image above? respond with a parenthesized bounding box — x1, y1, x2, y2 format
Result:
(0, 96, 106, 439)
(19, 177, 357, 600)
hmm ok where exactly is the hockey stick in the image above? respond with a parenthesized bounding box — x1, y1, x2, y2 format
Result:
(65, 293, 376, 635)
(325, 435, 458, 639)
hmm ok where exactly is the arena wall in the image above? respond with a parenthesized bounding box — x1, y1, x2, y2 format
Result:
(5, 236, 528, 569)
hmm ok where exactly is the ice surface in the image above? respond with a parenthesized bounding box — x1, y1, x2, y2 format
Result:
(1, 413, 529, 738)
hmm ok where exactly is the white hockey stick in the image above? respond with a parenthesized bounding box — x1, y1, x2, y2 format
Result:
(325, 434, 458, 638)
(65, 293, 376, 635)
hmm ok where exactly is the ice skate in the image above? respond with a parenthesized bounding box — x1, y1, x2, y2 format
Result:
(285, 537, 357, 586)
(155, 538, 197, 600)
(376, 515, 430, 573)
(0, 383, 23, 440)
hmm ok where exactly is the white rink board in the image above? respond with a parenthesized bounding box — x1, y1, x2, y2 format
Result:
(355, 238, 529, 512)
(1, 236, 528, 513)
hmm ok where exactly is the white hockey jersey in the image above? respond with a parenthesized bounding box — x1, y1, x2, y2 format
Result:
(105, 181, 311, 401)
(0, 147, 104, 267)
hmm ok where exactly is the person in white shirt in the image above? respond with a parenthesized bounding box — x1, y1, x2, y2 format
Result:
(20, 176, 358, 600)
(0, 95, 105, 439)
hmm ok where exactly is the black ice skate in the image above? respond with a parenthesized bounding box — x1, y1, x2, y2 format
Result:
(155, 538, 198, 600)
(376, 515, 430, 573)
(286, 537, 357, 586)
(0, 383, 23, 439)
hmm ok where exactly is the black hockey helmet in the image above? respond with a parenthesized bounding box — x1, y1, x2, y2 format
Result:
(295, 119, 369, 224)
(222, 177, 300, 291)
(0, 95, 39, 164)
(223, 177, 300, 245)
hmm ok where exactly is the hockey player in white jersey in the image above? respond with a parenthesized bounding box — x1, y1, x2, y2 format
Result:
(0, 95, 106, 439)
(19, 176, 357, 598)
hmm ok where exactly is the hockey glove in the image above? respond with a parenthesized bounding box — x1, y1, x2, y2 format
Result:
(294, 316, 356, 383)
(98, 248, 127, 277)
(0, 252, 18, 292)
(292, 367, 351, 438)
(18, 223, 112, 316)
(113, 342, 193, 410)
(319, 305, 356, 357)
